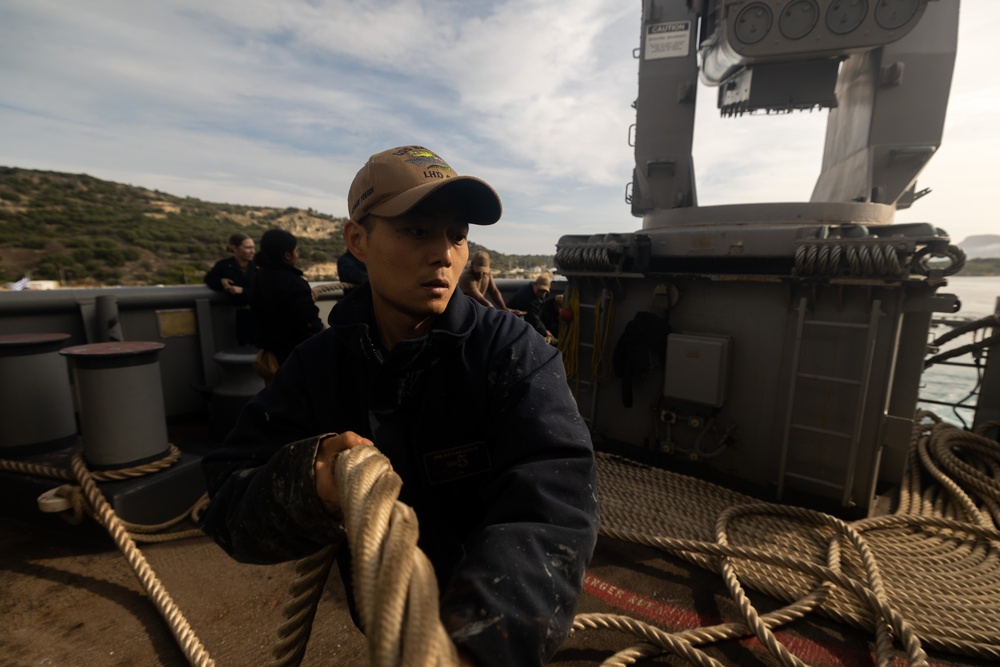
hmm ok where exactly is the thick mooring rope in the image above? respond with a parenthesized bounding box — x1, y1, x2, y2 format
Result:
(311, 281, 355, 296)
(0, 443, 181, 483)
(0, 445, 208, 541)
(68, 452, 216, 667)
(276, 413, 1000, 666)
(269, 543, 339, 667)
(271, 445, 460, 667)
(337, 445, 458, 667)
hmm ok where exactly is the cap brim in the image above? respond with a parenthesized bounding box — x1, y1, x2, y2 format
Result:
(368, 176, 502, 225)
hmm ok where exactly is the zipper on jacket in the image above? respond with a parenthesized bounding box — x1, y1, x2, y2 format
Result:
(361, 335, 384, 364)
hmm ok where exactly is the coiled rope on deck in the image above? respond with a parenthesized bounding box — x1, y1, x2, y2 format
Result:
(587, 411, 1000, 665)
(0, 447, 215, 666)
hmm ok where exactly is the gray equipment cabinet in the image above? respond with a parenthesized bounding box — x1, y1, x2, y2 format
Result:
(559, 0, 963, 514)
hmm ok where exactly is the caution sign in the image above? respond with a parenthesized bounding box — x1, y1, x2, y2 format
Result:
(645, 21, 690, 60)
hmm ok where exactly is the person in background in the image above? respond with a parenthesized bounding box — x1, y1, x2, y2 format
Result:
(200, 145, 598, 667)
(507, 273, 555, 342)
(336, 248, 368, 296)
(249, 229, 323, 382)
(322, 248, 371, 327)
(458, 250, 510, 310)
(204, 232, 257, 345)
(540, 291, 564, 340)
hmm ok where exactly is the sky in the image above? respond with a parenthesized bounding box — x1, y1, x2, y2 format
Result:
(1, 0, 996, 255)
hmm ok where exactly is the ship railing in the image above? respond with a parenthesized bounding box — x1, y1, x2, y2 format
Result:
(919, 300, 1000, 432)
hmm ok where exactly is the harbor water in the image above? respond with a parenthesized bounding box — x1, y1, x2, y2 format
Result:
(919, 275, 1000, 426)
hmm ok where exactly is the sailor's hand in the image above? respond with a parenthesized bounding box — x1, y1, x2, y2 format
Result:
(314, 431, 373, 518)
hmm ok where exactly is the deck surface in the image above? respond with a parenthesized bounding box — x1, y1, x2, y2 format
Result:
(3, 518, 995, 666)
(1, 422, 995, 666)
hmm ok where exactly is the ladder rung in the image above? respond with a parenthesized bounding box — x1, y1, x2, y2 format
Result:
(796, 372, 861, 386)
(783, 472, 846, 490)
(804, 320, 869, 330)
(790, 423, 852, 439)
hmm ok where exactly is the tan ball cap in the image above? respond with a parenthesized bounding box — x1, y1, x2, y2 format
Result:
(348, 145, 502, 225)
(471, 250, 491, 272)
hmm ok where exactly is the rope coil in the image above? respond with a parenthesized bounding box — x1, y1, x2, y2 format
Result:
(588, 413, 1000, 665)
(794, 242, 904, 278)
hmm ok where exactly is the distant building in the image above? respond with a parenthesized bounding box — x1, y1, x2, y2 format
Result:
(5, 278, 60, 290)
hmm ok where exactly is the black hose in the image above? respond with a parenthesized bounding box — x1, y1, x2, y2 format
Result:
(932, 314, 1000, 347)
(925, 331, 1000, 368)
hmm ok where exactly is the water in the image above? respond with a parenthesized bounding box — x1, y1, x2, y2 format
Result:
(939, 276, 1000, 317)
(918, 276, 1000, 426)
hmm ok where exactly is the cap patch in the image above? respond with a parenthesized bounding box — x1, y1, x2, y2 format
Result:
(400, 148, 454, 176)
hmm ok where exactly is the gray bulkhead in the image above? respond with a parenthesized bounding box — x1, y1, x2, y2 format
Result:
(558, 0, 963, 513)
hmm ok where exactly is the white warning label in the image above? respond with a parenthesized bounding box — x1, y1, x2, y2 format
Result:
(644, 21, 690, 60)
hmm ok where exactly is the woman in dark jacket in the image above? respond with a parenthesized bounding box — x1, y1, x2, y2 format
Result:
(204, 232, 257, 345)
(249, 229, 323, 381)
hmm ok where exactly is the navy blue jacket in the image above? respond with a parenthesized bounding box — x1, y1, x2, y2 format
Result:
(249, 263, 323, 363)
(200, 284, 599, 666)
(204, 258, 257, 345)
(507, 283, 547, 336)
(204, 256, 256, 305)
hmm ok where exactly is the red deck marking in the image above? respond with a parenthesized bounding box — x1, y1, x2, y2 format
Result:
(583, 573, 948, 667)
(584, 572, 712, 629)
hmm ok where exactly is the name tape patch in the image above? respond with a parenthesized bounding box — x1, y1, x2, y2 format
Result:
(424, 442, 491, 485)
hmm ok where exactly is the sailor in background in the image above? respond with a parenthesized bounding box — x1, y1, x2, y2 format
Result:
(204, 232, 257, 345)
(200, 145, 598, 667)
(507, 273, 556, 343)
(458, 250, 511, 310)
(247, 229, 323, 383)
(336, 248, 368, 297)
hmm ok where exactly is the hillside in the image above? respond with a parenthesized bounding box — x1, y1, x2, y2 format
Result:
(0, 167, 554, 286)
(958, 234, 1000, 260)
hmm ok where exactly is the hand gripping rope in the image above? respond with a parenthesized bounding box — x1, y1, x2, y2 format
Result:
(271, 445, 459, 667)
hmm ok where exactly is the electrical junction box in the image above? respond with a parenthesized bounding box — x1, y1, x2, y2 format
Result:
(663, 333, 731, 407)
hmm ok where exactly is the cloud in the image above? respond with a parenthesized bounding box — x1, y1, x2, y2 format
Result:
(0, 0, 997, 255)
